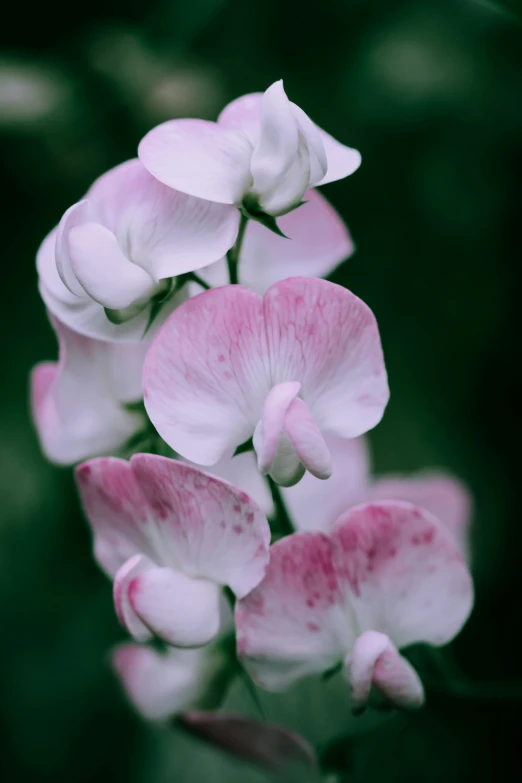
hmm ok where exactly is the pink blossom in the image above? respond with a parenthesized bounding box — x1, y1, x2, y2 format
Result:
(31, 314, 146, 465)
(143, 277, 389, 487)
(76, 455, 270, 647)
(37, 159, 239, 342)
(236, 501, 473, 711)
(139, 80, 361, 218)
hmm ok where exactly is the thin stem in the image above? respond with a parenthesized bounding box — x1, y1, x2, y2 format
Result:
(226, 213, 249, 285)
(186, 271, 211, 290)
(267, 476, 294, 536)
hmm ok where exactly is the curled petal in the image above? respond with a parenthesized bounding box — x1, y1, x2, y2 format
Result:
(127, 564, 222, 647)
(346, 631, 424, 713)
(67, 222, 157, 310)
(113, 554, 154, 642)
(318, 128, 362, 185)
(283, 397, 332, 480)
(253, 382, 301, 474)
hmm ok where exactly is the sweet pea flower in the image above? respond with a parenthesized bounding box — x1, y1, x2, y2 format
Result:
(37, 159, 240, 343)
(112, 637, 229, 721)
(236, 501, 473, 712)
(76, 455, 270, 647)
(31, 314, 147, 465)
(139, 80, 361, 219)
(143, 277, 389, 488)
(200, 189, 354, 293)
(283, 435, 473, 558)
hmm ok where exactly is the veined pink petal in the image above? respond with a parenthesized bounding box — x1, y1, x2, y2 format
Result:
(112, 643, 211, 721)
(346, 631, 424, 713)
(253, 382, 301, 474)
(283, 397, 332, 480)
(235, 533, 351, 691)
(218, 92, 262, 138)
(371, 473, 472, 559)
(31, 315, 145, 466)
(283, 436, 370, 532)
(143, 286, 270, 465)
(76, 454, 271, 598)
(138, 119, 253, 204)
(237, 501, 473, 692)
(202, 451, 274, 519)
(68, 223, 157, 310)
(127, 564, 222, 647)
(263, 278, 389, 438)
(331, 501, 473, 649)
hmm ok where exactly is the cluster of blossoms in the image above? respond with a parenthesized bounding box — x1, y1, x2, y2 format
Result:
(31, 81, 473, 739)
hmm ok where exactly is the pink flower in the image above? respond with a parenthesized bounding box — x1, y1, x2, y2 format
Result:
(139, 80, 361, 218)
(143, 277, 389, 487)
(76, 455, 270, 647)
(283, 435, 472, 558)
(37, 159, 239, 342)
(30, 314, 146, 465)
(200, 189, 354, 293)
(236, 501, 473, 711)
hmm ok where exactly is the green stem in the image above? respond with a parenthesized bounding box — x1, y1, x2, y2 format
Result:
(186, 271, 211, 290)
(226, 213, 249, 285)
(267, 476, 294, 536)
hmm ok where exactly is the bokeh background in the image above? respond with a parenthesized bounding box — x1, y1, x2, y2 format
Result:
(1, 0, 521, 780)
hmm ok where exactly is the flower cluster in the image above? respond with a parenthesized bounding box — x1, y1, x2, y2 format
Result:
(31, 81, 473, 736)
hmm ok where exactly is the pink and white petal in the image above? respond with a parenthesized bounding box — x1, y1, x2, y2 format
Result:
(331, 501, 474, 649)
(138, 119, 253, 204)
(371, 472, 472, 559)
(87, 159, 241, 280)
(114, 554, 155, 642)
(263, 278, 389, 439)
(143, 286, 271, 464)
(131, 455, 270, 597)
(372, 643, 424, 710)
(318, 129, 362, 185)
(283, 435, 371, 533)
(253, 381, 301, 474)
(128, 565, 222, 647)
(204, 451, 274, 519)
(283, 397, 332, 480)
(76, 457, 153, 576)
(289, 102, 328, 185)
(112, 643, 208, 721)
(346, 631, 424, 712)
(55, 200, 96, 296)
(236, 190, 354, 294)
(345, 630, 390, 711)
(68, 223, 157, 309)
(32, 317, 143, 467)
(218, 92, 262, 140)
(249, 81, 310, 215)
(236, 532, 354, 691)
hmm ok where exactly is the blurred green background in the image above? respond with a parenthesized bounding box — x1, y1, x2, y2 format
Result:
(1, 0, 521, 780)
